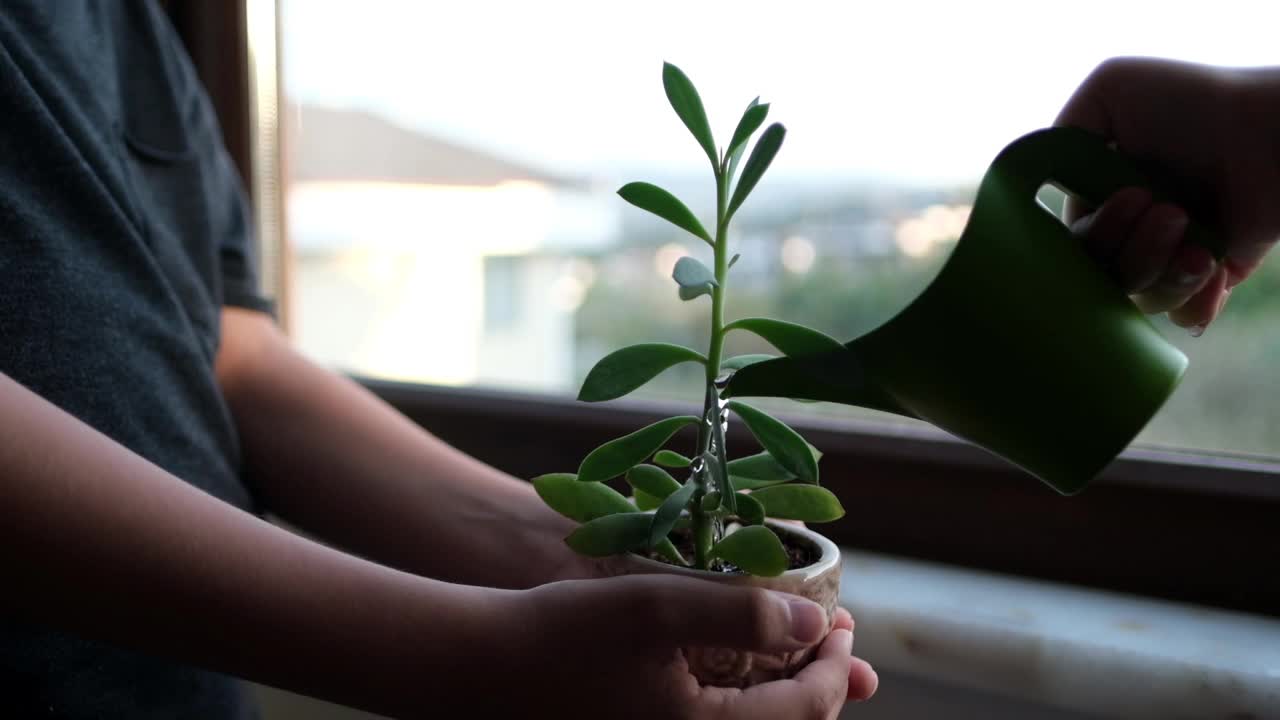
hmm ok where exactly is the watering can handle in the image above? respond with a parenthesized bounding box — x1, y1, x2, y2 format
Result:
(998, 127, 1224, 258)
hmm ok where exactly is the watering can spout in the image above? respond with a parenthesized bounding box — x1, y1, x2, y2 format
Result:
(725, 347, 913, 419)
(725, 126, 1208, 495)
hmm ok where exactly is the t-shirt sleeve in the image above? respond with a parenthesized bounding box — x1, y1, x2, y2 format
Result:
(210, 144, 275, 315)
(153, 6, 275, 317)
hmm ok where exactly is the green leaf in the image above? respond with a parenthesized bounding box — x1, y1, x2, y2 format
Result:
(700, 450, 734, 513)
(533, 473, 637, 522)
(726, 98, 760, 182)
(721, 467, 737, 512)
(728, 122, 786, 218)
(673, 256, 716, 287)
(618, 182, 712, 245)
(578, 416, 699, 483)
(673, 256, 718, 301)
(734, 491, 766, 525)
(626, 464, 682, 500)
(727, 402, 818, 484)
(578, 343, 706, 402)
(649, 479, 697, 548)
(727, 450, 795, 484)
(678, 285, 712, 301)
(662, 62, 717, 167)
(727, 100, 770, 167)
(565, 512, 653, 557)
(654, 450, 692, 468)
(700, 451, 725, 488)
(730, 475, 791, 491)
(634, 488, 664, 511)
(729, 445, 823, 489)
(724, 317, 843, 357)
(721, 354, 776, 371)
(711, 525, 788, 576)
(752, 485, 845, 522)
(654, 538, 687, 566)
(701, 491, 722, 512)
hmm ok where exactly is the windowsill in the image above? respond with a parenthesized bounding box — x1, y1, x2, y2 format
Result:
(840, 549, 1280, 719)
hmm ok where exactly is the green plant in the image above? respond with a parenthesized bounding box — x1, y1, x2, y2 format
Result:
(533, 63, 844, 576)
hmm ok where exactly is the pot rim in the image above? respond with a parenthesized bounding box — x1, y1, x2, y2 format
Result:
(623, 521, 841, 583)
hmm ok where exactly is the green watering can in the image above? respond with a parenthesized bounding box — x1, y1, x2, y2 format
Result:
(725, 127, 1220, 495)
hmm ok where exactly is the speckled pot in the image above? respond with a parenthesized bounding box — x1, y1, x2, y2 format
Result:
(600, 522, 841, 688)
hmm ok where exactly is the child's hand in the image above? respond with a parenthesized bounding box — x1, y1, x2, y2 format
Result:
(498, 574, 877, 719)
(1055, 58, 1280, 334)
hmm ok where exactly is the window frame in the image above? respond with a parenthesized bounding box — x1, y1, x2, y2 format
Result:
(364, 378, 1280, 616)
(189, 1, 1279, 617)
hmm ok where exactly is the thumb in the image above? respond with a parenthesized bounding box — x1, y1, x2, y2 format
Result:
(634, 575, 829, 653)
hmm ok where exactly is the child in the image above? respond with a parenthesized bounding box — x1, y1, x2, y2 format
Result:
(0, 2, 874, 717)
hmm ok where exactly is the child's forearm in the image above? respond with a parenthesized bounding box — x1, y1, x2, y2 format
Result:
(215, 308, 590, 588)
(0, 371, 511, 716)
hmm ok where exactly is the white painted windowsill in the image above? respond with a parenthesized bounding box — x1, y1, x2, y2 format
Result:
(838, 549, 1280, 719)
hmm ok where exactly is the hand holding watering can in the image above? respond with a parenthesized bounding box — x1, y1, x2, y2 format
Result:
(727, 58, 1280, 495)
(1054, 58, 1279, 332)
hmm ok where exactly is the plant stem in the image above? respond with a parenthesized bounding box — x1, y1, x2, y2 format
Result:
(691, 168, 731, 571)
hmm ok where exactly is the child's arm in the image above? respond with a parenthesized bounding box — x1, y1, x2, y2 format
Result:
(0, 369, 507, 712)
(215, 307, 594, 588)
(0, 369, 868, 716)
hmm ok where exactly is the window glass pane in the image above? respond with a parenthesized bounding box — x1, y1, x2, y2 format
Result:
(279, 0, 1280, 458)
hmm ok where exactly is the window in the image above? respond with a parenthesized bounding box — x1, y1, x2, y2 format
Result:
(266, 1, 1280, 612)
(277, 0, 1280, 458)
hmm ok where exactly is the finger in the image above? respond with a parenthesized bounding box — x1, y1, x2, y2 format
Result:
(832, 607, 854, 633)
(1114, 203, 1188, 294)
(1169, 267, 1229, 334)
(1062, 194, 1094, 227)
(1221, 179, 1280, 284)
(634, 576, 828, 653)
(1132, 242, 1216, 314)
(722, 629, 853, 720)
(822, 613, 878, 703)
(847, 656, 879, 703)
(1069, 187, 1153, 269)
(1225, 238, 1278, 285)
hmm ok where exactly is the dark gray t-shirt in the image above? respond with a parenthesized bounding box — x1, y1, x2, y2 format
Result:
(1, 1, 267, 717)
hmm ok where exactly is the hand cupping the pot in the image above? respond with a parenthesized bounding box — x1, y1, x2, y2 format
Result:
(492, 574, 876, 720)
(525, 64, 869, 715)
(1056, 58, 1280, 334)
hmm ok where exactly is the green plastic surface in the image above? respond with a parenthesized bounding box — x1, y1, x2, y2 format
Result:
(726, 127, 1210, 495)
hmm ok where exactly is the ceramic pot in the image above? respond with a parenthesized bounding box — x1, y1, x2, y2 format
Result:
(600, 521, 841, 688)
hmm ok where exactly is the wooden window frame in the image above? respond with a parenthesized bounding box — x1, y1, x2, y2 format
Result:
(366, 378, 1280, 616)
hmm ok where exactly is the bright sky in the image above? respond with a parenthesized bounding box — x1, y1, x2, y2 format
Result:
(281, 0, 1278, 185)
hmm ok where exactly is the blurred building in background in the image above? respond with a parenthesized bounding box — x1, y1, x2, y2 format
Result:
(287, 105, 618, 390)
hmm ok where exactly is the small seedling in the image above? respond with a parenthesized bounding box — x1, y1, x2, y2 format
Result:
(533, 62, 844, 576)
